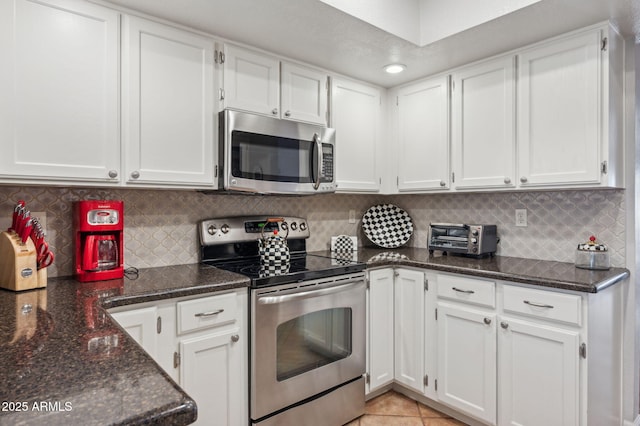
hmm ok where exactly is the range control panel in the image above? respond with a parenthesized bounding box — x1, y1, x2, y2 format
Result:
(199, 216, 310, 246)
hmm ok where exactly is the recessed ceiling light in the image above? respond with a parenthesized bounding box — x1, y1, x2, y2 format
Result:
(383, 63, 406, 74)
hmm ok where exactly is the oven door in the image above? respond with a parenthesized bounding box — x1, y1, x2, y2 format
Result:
(251, 273, 366, 421)
(220, 109, 336, 195)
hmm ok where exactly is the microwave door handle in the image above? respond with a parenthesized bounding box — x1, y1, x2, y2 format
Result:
(313, 133, 322, 190)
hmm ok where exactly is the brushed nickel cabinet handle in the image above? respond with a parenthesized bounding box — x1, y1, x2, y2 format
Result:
(231, 334, 240, 342)
(452, 287, 475, 294)
(524, 300, 554, 309)
(195, 309, 224, 317)
(520, 176, 528, 183)
(500, 322, 509, 329)
(483, 318, 492, 325)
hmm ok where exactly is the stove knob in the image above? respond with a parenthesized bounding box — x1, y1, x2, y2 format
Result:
(471, 237, 478, 244)
(299, 222, 307, 231)
(290, 222, 298, 231)
(207, 225, 217, 235)
(471, 229, 479, 236)
(221, 224, 230, 234)
(280, 222, 288, 231)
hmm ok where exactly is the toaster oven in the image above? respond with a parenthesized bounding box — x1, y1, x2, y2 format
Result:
(428, 223, 498, 257)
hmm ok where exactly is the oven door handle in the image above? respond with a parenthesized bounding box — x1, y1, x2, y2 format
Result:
(257, 281, 362, 305)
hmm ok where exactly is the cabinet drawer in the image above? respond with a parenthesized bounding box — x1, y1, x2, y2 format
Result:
(437, 274, 495, 308)
(503, 285, 582, 326)
(177, 293, 237, 334)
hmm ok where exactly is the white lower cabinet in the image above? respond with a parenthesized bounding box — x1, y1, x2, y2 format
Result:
(110, 306, 159, 360)
(366, 268, 394, 394)
(394, 268, 426, 393)
(179, 328, 244, 425)
(366, 269, 623, 426)
(109, 289, 247, 426)
(497, 316, 580, 426)
(366, 267, 437, 399)
(436, 274, 497, 425)
(436, 302, 497, 425)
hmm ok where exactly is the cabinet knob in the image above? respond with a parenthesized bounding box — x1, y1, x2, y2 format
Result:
(131, 171, 140, 179)
(272, 108, 278, 115)
(284, 110, 291, 117)
(483, 317, 492, 325)
(108, 170, 118, 178)
(504, 177, 511, 184)
(231, 334, 240, 342)
(500, 322, 509, 329)
(439, 180, 446, 187)
(520, 176, 528, 183)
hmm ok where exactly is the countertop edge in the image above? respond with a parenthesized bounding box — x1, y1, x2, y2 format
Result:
(360, 254, 630, 294)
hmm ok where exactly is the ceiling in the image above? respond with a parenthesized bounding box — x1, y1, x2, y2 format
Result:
(99, 0, 640, 88)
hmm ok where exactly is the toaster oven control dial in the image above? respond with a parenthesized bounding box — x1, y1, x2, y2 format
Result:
(221, 224, 230, 234)
(471, 229, 479, 236)
(207, 225, 217, 235)
(290, 222, 297, 231)
(471, 238, 478, 244)
(299, 222, 307, 231)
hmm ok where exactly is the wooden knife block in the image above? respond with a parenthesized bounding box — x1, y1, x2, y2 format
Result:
(0, 231, 44, 291)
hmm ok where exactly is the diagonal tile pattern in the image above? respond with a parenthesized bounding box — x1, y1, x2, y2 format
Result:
(0, 186, 626, 277)
(345, 391, 468, 426)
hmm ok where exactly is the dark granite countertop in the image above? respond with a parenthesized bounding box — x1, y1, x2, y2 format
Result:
(0, 251, 628, 425)
(0, 264, 249, 426)
(311, 247, 630, 293)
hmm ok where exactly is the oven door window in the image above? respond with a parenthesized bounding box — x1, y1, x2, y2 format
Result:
(231, 130, 313, 183)
(276, 308, 352, 381)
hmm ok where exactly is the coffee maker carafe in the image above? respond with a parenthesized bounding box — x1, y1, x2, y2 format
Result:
(74, 200, 124, 282)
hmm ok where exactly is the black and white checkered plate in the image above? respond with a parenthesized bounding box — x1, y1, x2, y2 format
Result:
(362, 204, 413, 248)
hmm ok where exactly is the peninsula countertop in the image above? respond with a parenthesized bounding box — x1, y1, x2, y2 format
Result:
(0, 264, 249, 426)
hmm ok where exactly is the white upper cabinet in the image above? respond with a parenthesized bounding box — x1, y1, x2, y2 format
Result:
(0, 0, 120, 183)
(517, 24, 623, 188)
(452, 56, 516, 189)
(122, 16, 216, 187)
(331, 78, 382, 192)
(281, 62, 328, 124)
(222, 44, 280, 117)
(396, 76, 450, 192)
(223, 44, 328, 125)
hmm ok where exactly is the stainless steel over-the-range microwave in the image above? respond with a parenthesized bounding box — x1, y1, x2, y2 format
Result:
(218, 109, 336, 195)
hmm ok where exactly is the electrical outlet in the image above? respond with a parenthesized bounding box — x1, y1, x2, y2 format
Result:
(515, 209, 527, 227)
(348, 210, 356, 224)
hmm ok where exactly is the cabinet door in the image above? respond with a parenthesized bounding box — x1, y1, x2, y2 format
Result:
(452, 57, 515, 189)
(367, 269, 394, 393)
(0, 0, 120, 183)
(180, 329, 246, 426)
(332, 78, 381, 192)
(517, 30, 602, 186)
(437, 302, 496, 425)
(122, 16, 215, 186)
(281, 62, 327, 125)
(394, 269, 425, 393)
(397, 76, 450, 191)
(498, 316, 580, 426)
(223, 44, 280, 117)
(110, 306, 158, 360)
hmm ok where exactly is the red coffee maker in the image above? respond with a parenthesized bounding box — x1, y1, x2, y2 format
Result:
(74, 200, 124, 282)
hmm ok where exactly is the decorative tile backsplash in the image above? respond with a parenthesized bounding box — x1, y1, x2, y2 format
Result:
(0, 186, 626, 277)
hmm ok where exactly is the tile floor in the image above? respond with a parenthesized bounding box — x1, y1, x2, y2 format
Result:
(345, 390, 468, 426)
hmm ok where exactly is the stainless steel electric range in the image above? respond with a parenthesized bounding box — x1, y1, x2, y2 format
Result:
(199, 216, 366, 426)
